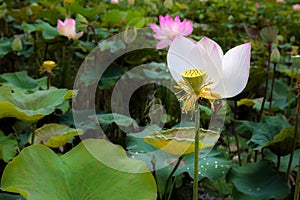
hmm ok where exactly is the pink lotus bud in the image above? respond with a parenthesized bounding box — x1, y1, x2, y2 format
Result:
(111, 0, 119, 4)
(57, 18, 83, 40)
(293, 4, 300, 11)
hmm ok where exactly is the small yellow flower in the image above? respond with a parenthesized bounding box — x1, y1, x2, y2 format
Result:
(39, 60, 56, 76)
(64, 0, 75, 4)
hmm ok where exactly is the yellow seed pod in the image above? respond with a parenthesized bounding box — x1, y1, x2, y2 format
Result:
(181, 69, 206, 94)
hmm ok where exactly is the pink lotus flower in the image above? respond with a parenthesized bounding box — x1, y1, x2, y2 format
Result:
(293, 4, 300, 11)
(111, 0, 119, 4)
(57, 18, 83, 40)
(150, 14, 193, 49)
(167, 36, 251, 103)
(276, 0, 284, 2)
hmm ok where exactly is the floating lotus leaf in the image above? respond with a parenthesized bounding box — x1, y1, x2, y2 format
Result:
(0, 86, 73, 123)
(1, 139, 157, 200)
(144, 127, 219, 156)
(0, 131, 18, 162)
(30, 123, 83, 148)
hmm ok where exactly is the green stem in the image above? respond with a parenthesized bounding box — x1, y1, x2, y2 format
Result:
(193, 100, 201, 200)
(66, 47, 71, 88)
(61, 45, 66, 87)
(294, 152, 300, 200)
(259, 42, 272, 121)
(43, 43, 48, 61)
(151, 155, 160, 200)
(162, 156, 183, 200)
(269, 63, 277, 114)
(233, 98, 242, 166)
(87, 24, 98, 46)
(276, 155, 281, 174)
(288, 64, 296, 116)
(47, 74, 51, 90)
(31, 123, 37, 145)
(286, 76, 300, 181)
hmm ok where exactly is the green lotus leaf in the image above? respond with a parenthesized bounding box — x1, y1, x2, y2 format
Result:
(96, 113, 138, 128)
(69, 2, 100, 18)
(237, 98, 255, 107)
(0, 86, 73, 123)
(144, 127, 219, 156)
(0, 131, 18, 162)
(21, 20, 58, 40)
(30, 123, 83, 148)
(1, 139, 157, 200)
(173, 150, 232, 181)
(236, 115, 290, 150)
(259, 26, 278, 43)
(264, 127, 300, 156)
(0, 38, 13, 58)
(265, 149, 300, 172)
(228, 160, 289, 200)
(0, 71, 47, 92)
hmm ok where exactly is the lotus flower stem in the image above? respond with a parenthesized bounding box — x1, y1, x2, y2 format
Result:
(61, 45, 66, 87)
(276, 154, 281, 174)
(193, 100, 201, 200)
(233, 98, 242, 166)
(31, 123, 37, 145)
(162, 156, 183, 200)
(269, 63, 277, 113)
(259, 42, 272, 121)
(288, 64, 296, 116)
(47, 73, 51, 90)
(294, 151, 300, 200)
(286, 69, 300, 181)
(43, 43, 49, 62)
(151, 155, 160, 199)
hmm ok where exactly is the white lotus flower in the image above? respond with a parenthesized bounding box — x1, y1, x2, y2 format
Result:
(167, 36, 251, 112)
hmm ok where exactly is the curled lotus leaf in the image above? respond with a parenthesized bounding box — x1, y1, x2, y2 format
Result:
(264, 127, 300, 156)
(30, 123, 83, 148)
(144, 127, 219, 156)
(0, 86, 73, 123)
